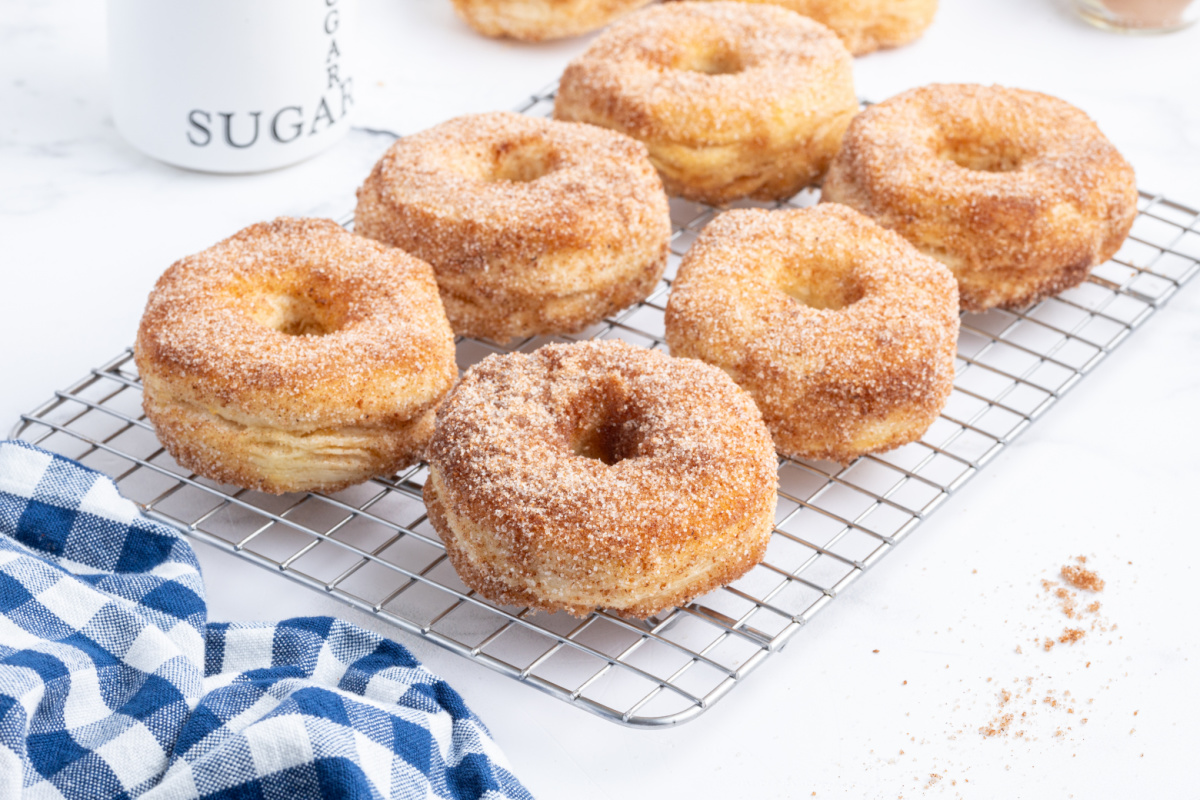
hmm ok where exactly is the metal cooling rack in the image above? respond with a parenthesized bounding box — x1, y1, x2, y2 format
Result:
(13, 85, 1200, 728)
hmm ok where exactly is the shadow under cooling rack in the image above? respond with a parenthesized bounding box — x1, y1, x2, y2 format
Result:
(13, 85, 1200, 727)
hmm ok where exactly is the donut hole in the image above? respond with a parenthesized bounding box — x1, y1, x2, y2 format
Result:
(489, 144, 557, 183)
(676, 42, 746, 76)
(780, 263, 865, 311)
(941, 142, 1025, 173)
(566, 383, 640, 466)
(688, 53, 744, 76)
(258, 293, 341, 337)
(571, 421, 627, 466)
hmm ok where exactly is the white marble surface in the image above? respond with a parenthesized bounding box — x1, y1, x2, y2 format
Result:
(3, 0, 1200, 797)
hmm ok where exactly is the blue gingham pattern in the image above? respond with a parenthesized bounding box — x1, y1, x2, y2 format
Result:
(0, 440, 532, 800)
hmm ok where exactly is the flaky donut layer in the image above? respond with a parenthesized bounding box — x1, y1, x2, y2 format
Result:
(665, 204, 960, 463)
(355, 112, 670, 342)
(135, 217, 457, 494)
(678, 0, 937, 55)
(554, 1, 857, 205)
(144, 396, 437, 496)
(424, 340, 778, 619)
(450, 0, 652, 41)
(821, 84, 1138, 311)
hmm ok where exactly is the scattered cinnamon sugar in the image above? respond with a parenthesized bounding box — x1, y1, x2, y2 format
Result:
(980, 712, 1014, 737)
(977, 557, 1119, 749)
(1058, 628, 1085, 645)
(1061, 564, 1105, 592)
(979, 687, 1019, 737)
(1031, 560, 1108, 651)
(871, 556, 1127, 788)
(1055, 587, 1077, 618)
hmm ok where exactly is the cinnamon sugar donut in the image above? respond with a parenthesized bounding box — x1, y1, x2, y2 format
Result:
(135, 218, 457, 495)
(424, 340, 778, 619)
(821, 84, 1138, 311)
(356, 112, 670, 342)
(665, 204, 960, 463)
(680, 0, 938, 56)
(554, 2, 857, 205)
(449, 0, 653, 41)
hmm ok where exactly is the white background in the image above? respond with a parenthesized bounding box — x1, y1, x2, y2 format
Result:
(2, 0, 1199, 797)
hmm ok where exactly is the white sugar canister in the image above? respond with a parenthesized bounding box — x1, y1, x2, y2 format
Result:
(108, 0, 357, 173)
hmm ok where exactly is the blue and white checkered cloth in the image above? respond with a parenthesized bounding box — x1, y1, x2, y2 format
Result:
(0, 440, 533, 800)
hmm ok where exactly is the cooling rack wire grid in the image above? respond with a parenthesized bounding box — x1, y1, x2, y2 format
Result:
(13, 85, 1200, 727)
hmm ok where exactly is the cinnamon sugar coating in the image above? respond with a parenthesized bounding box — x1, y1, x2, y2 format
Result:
(449, 0, 652, 41)
(356, 112, 670, 342)
(554, 1, 857, 205)
(676, 0, 937, 56)
(665, 204, 960, 463)
(424, 340, 778, 619)
(134, 217, 457, 495)
(821, 84, 1138, 311)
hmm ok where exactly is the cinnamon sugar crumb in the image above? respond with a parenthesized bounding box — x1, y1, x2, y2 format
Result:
(980, 712, 1014, 737)
(1055, 587, 1077, 618)
(1061, 564, 1105, 592)
(1058, 628, 1085, 645)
